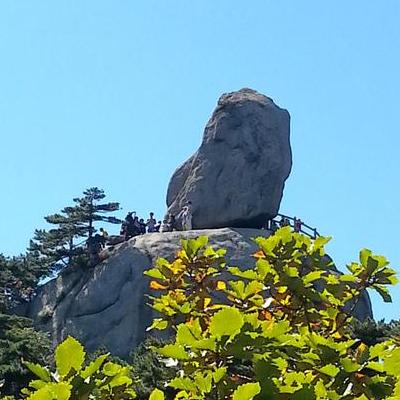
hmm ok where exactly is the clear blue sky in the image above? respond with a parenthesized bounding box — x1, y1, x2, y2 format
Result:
(1, 1, 399, 320)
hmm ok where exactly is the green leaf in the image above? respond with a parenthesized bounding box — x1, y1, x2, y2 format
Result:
(232, 382, 261, 400)
(360, 249, 372, 266)
(256, 258, 273, 279)
(157, 344, 189, 360)
(194, 371, 212, 393)
(212, 367, 227, 383)
(209, 307, 244, 339)
(147, 318, 169, 331)
(313, 235, 331, 251)
(28, 383, 72, 400)
(24, 361, 51, 382)
(228, 267, 258, 280)
(303, 271, 324, 285)
(177, 324, 199, 345)
(169, 376, 197, 391)
(102, 362, 122, 376)
(80, 354, 108, 379)
(55, 336, 85, 377)
(50, 382, 71, 400)
(109, 374, 132, 388)
(29, 380, 47, 390)
(383, 348, 400, 375)
(318, 364, 340, 377)
(340, 358, 360, 373)
(149, 388, 165, 400)
(144, 268, 164, 279)
(369, 342, 388, 359)
(182, 236, 208, 257)
(373, 285, 392, 302)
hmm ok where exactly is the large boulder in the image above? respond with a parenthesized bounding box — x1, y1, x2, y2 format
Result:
(166, 88, 292, 229)
(26, 229, 372, 358)
(27, 229, 268, 357)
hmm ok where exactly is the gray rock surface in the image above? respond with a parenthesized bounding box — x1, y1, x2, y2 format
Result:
(166, 88, 292, 229)
(27, 228, 267, 357)
(27, 228, 372, 358)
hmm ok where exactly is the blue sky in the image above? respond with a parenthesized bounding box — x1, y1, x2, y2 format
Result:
(1, 1, 399, 320)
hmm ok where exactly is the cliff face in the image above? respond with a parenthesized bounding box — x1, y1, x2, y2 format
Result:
(27, 228, 373, 358)
(27, 228, 269, 357)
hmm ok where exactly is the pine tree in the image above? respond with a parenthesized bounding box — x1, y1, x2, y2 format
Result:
(29, 187, 120, 272)
(0, 254, 52, 396)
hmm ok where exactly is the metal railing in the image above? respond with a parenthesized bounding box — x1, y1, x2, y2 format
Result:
(267, 213, 320, 239)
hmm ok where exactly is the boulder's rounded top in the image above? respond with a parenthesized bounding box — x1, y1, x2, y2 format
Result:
(217, 88, 276, 108)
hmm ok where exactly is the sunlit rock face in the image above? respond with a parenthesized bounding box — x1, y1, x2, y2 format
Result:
(27, 228, 373, 358)
(166, 88, 292, 229)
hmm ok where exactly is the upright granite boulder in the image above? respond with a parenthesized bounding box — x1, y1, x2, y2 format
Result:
(166, 88, 292, 229)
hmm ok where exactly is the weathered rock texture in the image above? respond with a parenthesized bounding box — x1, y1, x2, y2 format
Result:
(166, 88, 292, 229)
(27, 229, 372, 358)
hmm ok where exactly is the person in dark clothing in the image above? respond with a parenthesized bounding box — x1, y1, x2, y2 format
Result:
(124, 212, 136, 241)
(133, 216, 141, 236)
(139, 218, 146, 235)
(270, 220, 279, 232)
(167, 214, 176, 231)
(87, 234, 103, 266)
(294, 217, 302, 233)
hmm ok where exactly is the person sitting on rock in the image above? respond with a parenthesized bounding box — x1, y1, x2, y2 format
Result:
(168, 214, 176, 231)
(160, 218, 170, 233)
(146, 212, 157, 233)
(154, 220, 161, 232)
(99, 227, 109, 248)
(87, 234, 103, 266)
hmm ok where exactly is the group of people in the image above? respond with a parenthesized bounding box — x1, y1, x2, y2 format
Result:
(120, 211, 159, 240)
(120, 202, 193, 241)
(266, 216, 303, 233)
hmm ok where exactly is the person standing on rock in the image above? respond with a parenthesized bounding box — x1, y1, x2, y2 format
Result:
(123, 212, 136, 240)
(146, 212, 157, 233)
(294, 217, 302, 233)
(139, 218, 146, 235)
(181, 201, 193, 231)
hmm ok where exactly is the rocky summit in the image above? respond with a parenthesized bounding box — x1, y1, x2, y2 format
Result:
(27, 228, 271, 357)
(166, 88, 292, 229)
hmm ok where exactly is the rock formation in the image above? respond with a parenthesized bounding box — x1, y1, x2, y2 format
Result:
(24, 89, 373, 359)
(27, 229, 268, 357)
(27, 229, 373, 358)
(166, 88, 292, 229)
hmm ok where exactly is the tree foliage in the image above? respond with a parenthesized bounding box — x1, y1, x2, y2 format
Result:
(351, 318, 400, 346)
(29, 187, 120, 272)
(144, 228, 400, 399)
(5, 228, 400, 399)
(19, 336, 137, 400)
(0, 254, 52, 397)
